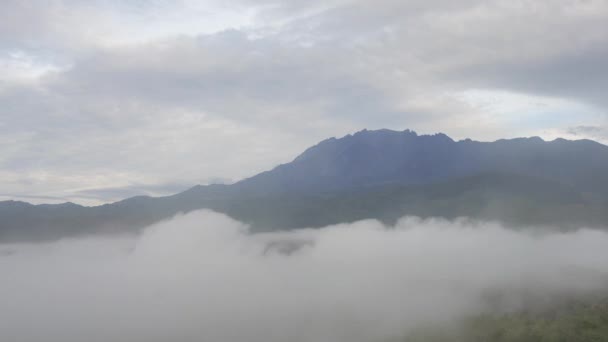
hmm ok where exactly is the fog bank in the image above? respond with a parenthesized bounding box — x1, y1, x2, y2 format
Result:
(1, 210, 607, 342)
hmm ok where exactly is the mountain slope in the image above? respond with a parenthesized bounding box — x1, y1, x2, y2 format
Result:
(1, 129, 608, 242)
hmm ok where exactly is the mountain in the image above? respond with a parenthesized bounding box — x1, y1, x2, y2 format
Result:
(2, 129, 608, 242)
(234, 129, 608, 195)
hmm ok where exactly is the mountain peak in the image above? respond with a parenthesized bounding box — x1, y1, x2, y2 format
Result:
(294, 129, 425, 163)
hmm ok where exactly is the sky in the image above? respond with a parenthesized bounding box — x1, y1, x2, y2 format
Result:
(1, 0, 608, 205)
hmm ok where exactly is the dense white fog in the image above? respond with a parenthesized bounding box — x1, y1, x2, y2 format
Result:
(1, 210, 607, 342)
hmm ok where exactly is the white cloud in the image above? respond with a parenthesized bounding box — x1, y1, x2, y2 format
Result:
(1, 210, 607, 342)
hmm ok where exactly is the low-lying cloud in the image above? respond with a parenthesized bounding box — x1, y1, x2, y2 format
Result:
(1, 210, 607, 342)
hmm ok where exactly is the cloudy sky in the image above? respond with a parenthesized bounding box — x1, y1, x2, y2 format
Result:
(1, 0, 607, 205)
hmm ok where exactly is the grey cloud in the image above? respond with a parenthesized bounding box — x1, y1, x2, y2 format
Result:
(0, 0, 110, 59)
(568, 125, 605, 135)
(0, 193, 71, 203)
(567, 125, 608, 141)
(263, 0, 608, 111)
(46, 30, 401, 125)
(448, 45, 608, 110)
(0, 0, 234, 54)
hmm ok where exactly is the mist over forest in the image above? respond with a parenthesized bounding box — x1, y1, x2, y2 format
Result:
(1, 210, 608, 342)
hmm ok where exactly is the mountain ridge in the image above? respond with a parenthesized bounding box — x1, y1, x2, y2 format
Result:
(1, 129, 608, 242)
(229, 129, 608, 196)
(3, 129, 606, 208)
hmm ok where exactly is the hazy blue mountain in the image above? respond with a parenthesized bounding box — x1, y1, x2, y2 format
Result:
(233, 129, 608, 196)
(1, 129, 608, 242)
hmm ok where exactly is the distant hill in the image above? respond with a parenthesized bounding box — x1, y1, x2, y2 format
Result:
(2, 129, 608, 242)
